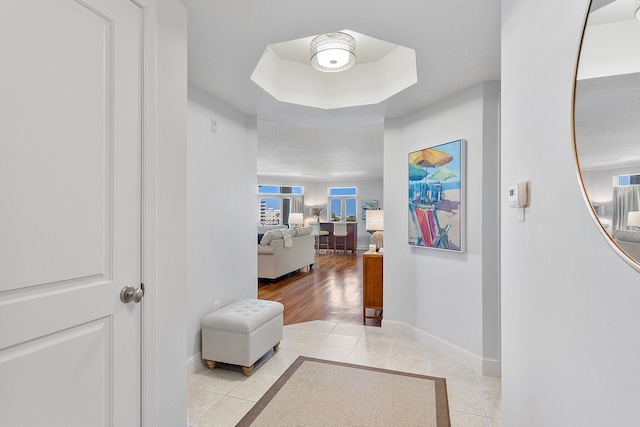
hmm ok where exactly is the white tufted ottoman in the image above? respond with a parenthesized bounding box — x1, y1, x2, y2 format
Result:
(201, 299, 284, 376)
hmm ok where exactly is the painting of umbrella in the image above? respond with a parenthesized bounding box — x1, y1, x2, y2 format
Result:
(408, 139, 465, 252)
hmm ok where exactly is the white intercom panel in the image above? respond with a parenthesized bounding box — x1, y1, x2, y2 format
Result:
(508, 181, 530, 221)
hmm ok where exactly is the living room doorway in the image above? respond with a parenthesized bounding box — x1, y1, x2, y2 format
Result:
(258, 250, 379, 326)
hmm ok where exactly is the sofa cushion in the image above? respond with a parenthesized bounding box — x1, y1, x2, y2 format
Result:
(257, 225, 287, 234)
(612, 230, 640, 261)
(295, 226, 312, 236)
(260, 229, 283, 245)
(613, 230, 640, 243)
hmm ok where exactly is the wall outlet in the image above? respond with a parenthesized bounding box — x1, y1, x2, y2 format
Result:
(213, 300, 220, 311)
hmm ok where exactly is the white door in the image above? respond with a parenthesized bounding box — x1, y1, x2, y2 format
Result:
(0, 0, 143, 425)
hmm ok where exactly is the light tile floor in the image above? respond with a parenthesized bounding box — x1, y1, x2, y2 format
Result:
(188, 320, 502, 427)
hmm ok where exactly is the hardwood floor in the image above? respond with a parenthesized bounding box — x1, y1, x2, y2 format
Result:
(258, 250, 382, 327)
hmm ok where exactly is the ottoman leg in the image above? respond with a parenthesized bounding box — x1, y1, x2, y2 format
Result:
(242, 365, 254, 377)
(273, 342, 280, 352)
(206, 360, 216, 370)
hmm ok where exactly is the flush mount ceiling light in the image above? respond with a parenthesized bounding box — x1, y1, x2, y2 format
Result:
(310, 32, 356, 72)
(636, 6, 640, 20)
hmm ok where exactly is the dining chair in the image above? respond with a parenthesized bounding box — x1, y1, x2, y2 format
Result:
(333, 222, 348, 255)
(310, 222, 330, 253)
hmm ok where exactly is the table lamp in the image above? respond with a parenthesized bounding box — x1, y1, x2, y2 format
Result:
(627, 211, 640, 231)
(289, 212, 304, 228)
(366, 209, 384, 250)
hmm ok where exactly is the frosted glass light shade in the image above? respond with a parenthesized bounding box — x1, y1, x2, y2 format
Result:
(310, 32, 356, 72)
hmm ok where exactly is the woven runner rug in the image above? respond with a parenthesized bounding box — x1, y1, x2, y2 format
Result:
(236, 356, 450, 427)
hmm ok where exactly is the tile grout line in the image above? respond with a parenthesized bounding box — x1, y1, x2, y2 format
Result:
(473, 370, 492, 424)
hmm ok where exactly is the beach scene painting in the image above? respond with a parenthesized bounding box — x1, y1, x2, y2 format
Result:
(408, 139, 465, 252)
(361, 199, 378, 220)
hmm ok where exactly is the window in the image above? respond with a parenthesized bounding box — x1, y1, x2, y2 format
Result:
(258, 185, 304, 225)
(616, 174, 640, 186)
(258, 185, 303, 195)
(328, 187, 357, 222)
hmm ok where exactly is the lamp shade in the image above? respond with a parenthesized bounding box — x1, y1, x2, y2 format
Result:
(366, 209, 384, 231)
(310, 32, 356, 72)
(289, 212, 304, 226)
(627, 211, 640, 227)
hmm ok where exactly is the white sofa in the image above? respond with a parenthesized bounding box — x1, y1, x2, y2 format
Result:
(258, 226, 315, 280)
(612, 230, 640, 262)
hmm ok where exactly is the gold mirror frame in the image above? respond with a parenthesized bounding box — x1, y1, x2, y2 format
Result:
(573, 0, 640, 272)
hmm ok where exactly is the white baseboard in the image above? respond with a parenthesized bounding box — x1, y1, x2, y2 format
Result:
(186, 351, 207, 377)
(483, 357, 501, 377)
(382, 320, 501, 377)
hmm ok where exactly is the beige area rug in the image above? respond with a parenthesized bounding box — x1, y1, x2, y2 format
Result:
(236, 356, 450, 427)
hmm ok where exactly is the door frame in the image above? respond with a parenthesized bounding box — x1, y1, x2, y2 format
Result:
(137, 2, 188, 424)
(136, 0, 159, 425)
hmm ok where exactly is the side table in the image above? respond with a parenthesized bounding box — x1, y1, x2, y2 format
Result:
(362, 251, 383, 324)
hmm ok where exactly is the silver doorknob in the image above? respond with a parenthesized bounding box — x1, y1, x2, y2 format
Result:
(120, 285, 144, 304)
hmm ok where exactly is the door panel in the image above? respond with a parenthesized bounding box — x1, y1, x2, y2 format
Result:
(1, 0, 111, 290)
(0, 318, 112, 425)
(0, 0, 143, 425)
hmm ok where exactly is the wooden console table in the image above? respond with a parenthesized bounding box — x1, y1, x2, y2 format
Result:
(319, 222, 357, 254)
(362, 251, 383, 324)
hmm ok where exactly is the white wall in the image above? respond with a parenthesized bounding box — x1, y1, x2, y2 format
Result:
(383, 118, 417, 326)
(154, 0, 188, 425)
(186, 85, 258, 361)
(383, 82, 501, 374)
(257, 176, 383, 249)
(502, 0, 640, 425)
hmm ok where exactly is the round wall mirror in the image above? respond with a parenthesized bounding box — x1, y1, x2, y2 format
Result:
(574, 0, 640, 270)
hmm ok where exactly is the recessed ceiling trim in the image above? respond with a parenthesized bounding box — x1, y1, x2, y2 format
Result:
(250, 30, 417, 110)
